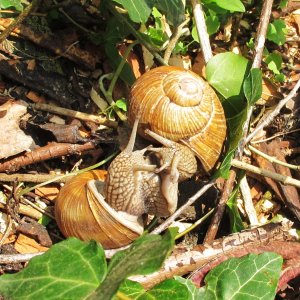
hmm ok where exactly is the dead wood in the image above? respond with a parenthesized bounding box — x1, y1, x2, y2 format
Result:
(0, 141, 99, 173)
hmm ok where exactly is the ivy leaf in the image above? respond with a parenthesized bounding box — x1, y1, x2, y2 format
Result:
(90, 228, 177, 300)
(206, 52, 249, 115)
(154, 0, 185, 27)
(0, 0, 23, 11)
(265, 53, 283, 75)
(113, 0, 153, 23)
(267, 20, 287, 45)
(226, 186, 245, 232)
(174, 276, 206, 299)
(243, 68, 263, 106)
(0, 238, 107, 300)
(207, 0, 245, 12)
(204, 253, 283, 300)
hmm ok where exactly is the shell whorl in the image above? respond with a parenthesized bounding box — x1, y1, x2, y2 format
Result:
(128, 66, 227, 172)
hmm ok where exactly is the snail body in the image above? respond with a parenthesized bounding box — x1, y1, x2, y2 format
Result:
(128, 66, 226, 173)
(55, 66, 226, 249)
(55, 119, 178, 249)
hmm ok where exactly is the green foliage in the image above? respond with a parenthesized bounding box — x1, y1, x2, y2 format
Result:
(265, 53, 283, 75)
(94, 228, 177, 299)
(206, 52, 250, 178)
(208, 0, 245, 12)
(267, 19, 287, 45)
(0, 238, 107, 300)
(0, 0, 23, 11)
(174, 276, 206, 299)
(112, 0, 153, 23)
(226, 186, 245, 232)
(243, 68, 263, 106)
(204, 252, 283, 300)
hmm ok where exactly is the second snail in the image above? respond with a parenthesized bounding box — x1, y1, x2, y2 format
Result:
(55, 66, 227, 249)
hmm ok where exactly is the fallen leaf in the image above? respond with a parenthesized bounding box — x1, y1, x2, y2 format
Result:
(0, 100, 35, 159)
(35, 186, 60, 201)
(14, 234, 49, 254)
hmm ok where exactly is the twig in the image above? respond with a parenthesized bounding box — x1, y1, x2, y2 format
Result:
(0, 173, 71, 183)
(21, 198, 54, 219)
(249, 144, 300, 170)
(191, 0, 212, 63)
(231, 159, 300, 188)
(204, 170, 236, 243)
(251, 128, 300, 144)
(205, 0, 275, 243)
(239, 176, 259, 226)
(245, 78, 300, 144)
(0, 142, 98, 173)
(163, 18, 190, 63)
(32, 103, 117, 128)
(175, 208, 214, 240)
(0, 0, 40, 43)
(0, 252, 45, 264)
(0, 215, 13, 247)
(151, 180, 216, 234)
(237, 0, 274, 158)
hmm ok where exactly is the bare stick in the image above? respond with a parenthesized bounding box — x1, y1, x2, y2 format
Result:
(240, 176, 259, 226)
(32, 103, 117, 128)
(237, 0, 274, 158)
(204, 170, 236, 243)
(163, 18, 190, 63)
(245, 78, 300, 144)
(151, 179, 216, 234)
(249, 144, 300, 170)
(205, 0, 275, 243)
(231, 159, 300, 188)
(0, 252, 45, 264)
(191, 0, 212, 63)
(0, 173, 71, 183)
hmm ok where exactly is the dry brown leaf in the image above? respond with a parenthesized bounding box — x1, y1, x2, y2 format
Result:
(14, 233, 49, 254)
(26, 90, 46, 103)
(0, 100, 35, 159)
(118, 44, 142, 78)
(35, 186, 60, 201)
(168, 55, 191, 69)
(192, 52, 206, 78)
(0, 233, 16, 245)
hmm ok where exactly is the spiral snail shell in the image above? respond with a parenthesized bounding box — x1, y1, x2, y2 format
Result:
(128, 66, 226, 172)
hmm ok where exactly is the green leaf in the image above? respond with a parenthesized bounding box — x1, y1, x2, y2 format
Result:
(265, 53, 283, 75)
(115, 98, 127, 111)
(144, 279, 190, 299)
(0, 0, 23, 11)
(267, 19, 287, 45)
(90, 228, 177, 300)
(155, 0, 185, 27)
(212, 0, 245, 12)
(243, 68, 263, 106)
(279, 0, 288, 9)
(174, 276, 206, 299)
(113, 0, 153, 23)
(118, 278, 190, 300)
(104, 18, 136, 85)
(204, 252, 283, 300)
(0, 238, 107, 300)
(227, 187, 245, 232)
(205, 15, 220, 35)
(214, 106, 248, 178)
(206, 52, 249, 100)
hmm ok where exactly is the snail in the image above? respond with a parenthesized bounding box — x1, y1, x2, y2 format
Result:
(128, 66, 227, 174)
(55, 119, 178, 249)
(55, 66, 227, 249)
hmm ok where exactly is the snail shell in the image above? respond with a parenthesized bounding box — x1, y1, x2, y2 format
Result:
(128, 66, 226, 172)
(55, 170, 143, 249)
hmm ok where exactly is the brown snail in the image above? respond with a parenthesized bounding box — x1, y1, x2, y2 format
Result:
(128, 66, 227, 173)
(55, 119, 178, 249)
(55, 66, 226, 249)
